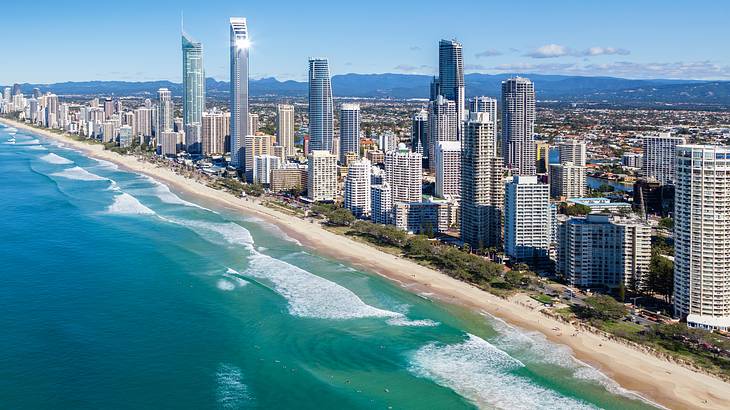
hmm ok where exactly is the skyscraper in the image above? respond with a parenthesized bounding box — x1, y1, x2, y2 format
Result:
(674, 145, 730, 330)
(307, 150, 337, 202)
(339, 103, 360, 163)
(549, 162, 586, 199)
(385, 144, 422, 204)
(502, 77, 536, 175)
(182, 30, 205, 154)
(558, 140, 587, 166)
(411, 109, 428, 160)
(428, 95, 457, 170)
(505, 175, 550, 265)
(461, 112, 503, 249)
(276, 104, 295, 157)
(435, 140, 461, 198)
(643, 133, 686, 185)
(438, 39, 465, 136)
(308, 58, 334, 154)
(157, 88, 173, 136)
(344, 158, 372, 218)
(230, 17, 250, 169)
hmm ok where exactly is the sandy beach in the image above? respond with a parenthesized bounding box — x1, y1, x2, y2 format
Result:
(5, 118, 730, 409)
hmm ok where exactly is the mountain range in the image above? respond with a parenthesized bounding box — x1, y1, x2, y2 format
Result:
(6, 73, 730, 108)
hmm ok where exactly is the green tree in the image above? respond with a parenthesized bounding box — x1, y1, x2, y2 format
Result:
(582, 295, 628, 321)
(647, 251, 674, 302)
(658, 217, 674, 230)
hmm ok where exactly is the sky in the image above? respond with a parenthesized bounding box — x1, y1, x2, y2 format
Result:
(2, 0, 729, 84)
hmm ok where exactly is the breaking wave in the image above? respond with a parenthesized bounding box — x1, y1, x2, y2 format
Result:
(106, 193, 155, 215)
(409, 334, 597, 410)
(39, 153, 74, 165)
(51, 166, 107, 181)
(216, 364, 252, 408)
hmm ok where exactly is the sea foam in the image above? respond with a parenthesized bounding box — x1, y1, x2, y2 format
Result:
(15, 139, 40, 145)
(409, 334, 597, 410)
(51, 166, 107, 181)
(217, 268, 249, 291)
(216, 364, 252, 408)
(107, 193, 155, 215)
(39, 153, 74, 165)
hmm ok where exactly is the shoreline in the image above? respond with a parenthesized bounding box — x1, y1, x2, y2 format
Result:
(5, 119, 730, 409)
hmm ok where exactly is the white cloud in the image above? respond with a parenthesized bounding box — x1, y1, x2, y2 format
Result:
(579, 47, 630, 57)
(393, 64, 434, 73)
(525, 44, 569, 58)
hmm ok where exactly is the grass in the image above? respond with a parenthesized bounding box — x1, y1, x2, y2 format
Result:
(531, 293, 554, 305)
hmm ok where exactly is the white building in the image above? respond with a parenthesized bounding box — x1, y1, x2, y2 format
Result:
(371, 183, 393, 225)
(557, 214, 651, 289)
(505, 175, 550, 264)
(558, 139, 587, 166)
(428, 95, 457, 170)
(394, 200, 450, 235)
(385, 143, 422, 203)
(118, 125, 133, 147)
(159, 131, 179, 156)
(674, 145, 730, 330)
(550, 162, 586, 199)
(622, 152, 643, 169)
(307, 150, 337, 202)
(435, 140, 461, 198)
(339, 103, 361, 163)
(344, 158, 371, 218)
(253, 155, 281, 186)
(642, 133, 686, 185)
(501, 77, 536, 175)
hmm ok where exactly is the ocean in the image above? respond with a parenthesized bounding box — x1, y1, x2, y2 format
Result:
(0, 124, 657, 409)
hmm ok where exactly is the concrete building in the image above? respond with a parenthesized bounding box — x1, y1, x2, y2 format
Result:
(271, 165, 307, 193)
(550, 162, 586, 199)
(674, 145, 730, 330)
(344, 158, 371, 218)
(339, 103, 360, 163)
(159, 131, 179, 156)
(307, 150, 337, 201)
(622, 152, 643, 169)
(385, 143, 422, 203)
(567, 197, 632, 213)
(394, 200, 450, 235)
(558, 139, 587, 166)
(558, 214, 651, 290)
(427, 95, 457, 170)
(411, 109, 428, 160)
(469, 96, 497, 152)
(642, 133, 686, 185)
(157, 88, 173, 136)
(276, 104, 295, 157)
(308, 58, 334, 153)
(461, 112, 503, 249)
(371, 182, 393, 225)
(505, 175, 550, 265)
(245, 134, 275, 182)
(118, 125, 133, 147)
(230, 17, 250, 169)
(435, 140, 461, 198)
(501, 77, 536, 175)
(253, 154, 281, 186)
(535, 141, 550, 174)
(202, 110, 230, 155)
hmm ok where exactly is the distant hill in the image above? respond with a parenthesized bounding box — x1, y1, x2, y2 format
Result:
(5, 73, 730, 107)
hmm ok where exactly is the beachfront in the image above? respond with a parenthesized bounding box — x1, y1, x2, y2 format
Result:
(4, 118, 730, 409)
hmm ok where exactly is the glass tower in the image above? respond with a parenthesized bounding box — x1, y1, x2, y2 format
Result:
(182, 32, 205, 154)
(308, 58, 333, 153)
(229, 17, 250, 169)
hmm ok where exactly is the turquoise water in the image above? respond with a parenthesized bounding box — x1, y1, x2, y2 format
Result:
(0, 124, 657, 409)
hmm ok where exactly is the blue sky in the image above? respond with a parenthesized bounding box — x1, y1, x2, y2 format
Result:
(2, 0, 729, 84)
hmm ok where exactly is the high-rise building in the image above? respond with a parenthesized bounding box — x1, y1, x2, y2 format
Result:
(276, 104, 295, 157)
(411, 109, 428, 160)
(674, 145, 730, 330)
(308, 58, 334, 153)
(469, 96, 498, 151)
(428, 95, 457, 170)
(642, 133, 686, 185)
(438, 39, 465, 137)
(253, 154, 281, 186)
(505, 175, 550, 265)
(385, 144, 422, 203)
(307, 150, 337, 201)
(549, 162, 586, 199)
(157, 88, 173, 137)
(461, 112, 503, 249)
(535, 141, 550, 174)
(622, 152, 644, 169)
(248, 113, 259, 133)
(119, 125, 133, 147)
(558, 140, 587, 166)
(245, 134, 275, 181)
(558, 214, 651, 290)
(502, 77, 536, 175)
(134, 107, 153, 140)
(182, 31, 205, 154)
(159, 131, 180, 156)
(45, 94, 58, 129)
(435, 140, 461, 198)
(344, 158, 372, 218)
(371, 182, 393, 225)
(339, 103, 360, 163)
(230, 17, 250, 169)
(103, 97, 113, 120)
(202, 110, 230, 155)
